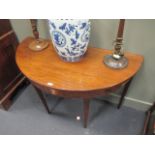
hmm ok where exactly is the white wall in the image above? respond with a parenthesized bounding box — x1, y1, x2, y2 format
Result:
(10, 19, 155, 108)
(10, 19, 49, 41)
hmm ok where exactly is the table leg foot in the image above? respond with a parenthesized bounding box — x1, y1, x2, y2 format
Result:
(117, 78, 133, 109)
(33, 85, 51, 114)
(0, 99, 12, 110)
(83, 98, 90, 128)
(51, 97, 64, 113)
(143, 102, 155, 134)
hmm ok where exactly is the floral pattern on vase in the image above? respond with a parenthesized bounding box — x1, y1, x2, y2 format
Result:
(48, 19, 91, 62)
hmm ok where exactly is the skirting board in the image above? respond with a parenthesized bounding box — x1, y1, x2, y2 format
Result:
(96, 93, 153, 111)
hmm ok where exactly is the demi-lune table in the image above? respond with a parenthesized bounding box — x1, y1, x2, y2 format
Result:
(16, 37, 144, 128)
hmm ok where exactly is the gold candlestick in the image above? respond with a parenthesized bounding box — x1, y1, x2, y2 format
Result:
(103, 19, 128, 69)
(29, 19, 49, 51)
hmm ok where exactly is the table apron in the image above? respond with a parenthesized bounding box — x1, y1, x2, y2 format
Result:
(30, 80, 126, 99)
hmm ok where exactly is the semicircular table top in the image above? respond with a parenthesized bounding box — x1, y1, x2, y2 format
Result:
(16, 37, 144, 92)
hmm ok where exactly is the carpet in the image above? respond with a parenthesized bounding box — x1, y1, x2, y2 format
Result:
(0, 85, 145, 135)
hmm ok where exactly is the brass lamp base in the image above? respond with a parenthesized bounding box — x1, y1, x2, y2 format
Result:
(104, 55, 128, 69)
(29, 39, 49, 51)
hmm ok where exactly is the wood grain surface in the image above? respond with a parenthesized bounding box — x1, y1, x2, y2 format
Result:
(16, 37, 143, 97)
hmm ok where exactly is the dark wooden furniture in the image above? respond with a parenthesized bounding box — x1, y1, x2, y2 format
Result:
(0, 19, 26, 110)
(143, 102, 155, 134)
(16, 37, 144, 128)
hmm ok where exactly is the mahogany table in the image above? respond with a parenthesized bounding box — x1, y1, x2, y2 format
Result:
(16, 37, 144, 128)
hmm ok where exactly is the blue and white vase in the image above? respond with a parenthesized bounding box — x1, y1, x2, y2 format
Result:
(48, 19, 91, 62)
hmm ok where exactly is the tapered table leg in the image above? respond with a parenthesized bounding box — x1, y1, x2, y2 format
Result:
(83, 98, 90, 128)
(33, 85, 51, 114)
(143, 102, 155, 134)
(117, 78, 133, 109)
